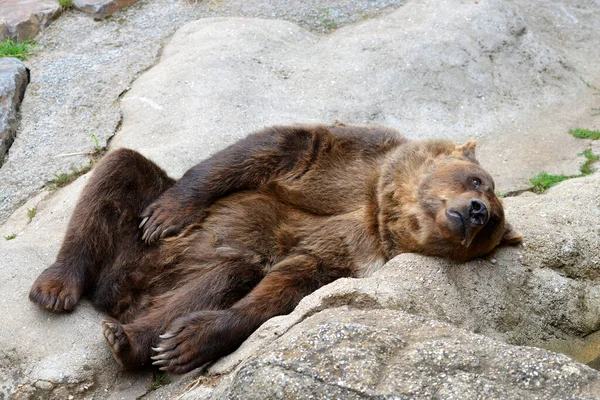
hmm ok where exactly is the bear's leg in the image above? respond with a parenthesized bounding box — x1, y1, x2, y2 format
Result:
(29, 149, 175, 312)
(152, 254, 352, 374)
(101, 258, 263, 369)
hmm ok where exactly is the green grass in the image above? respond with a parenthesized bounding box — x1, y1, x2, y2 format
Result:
(147, 371, 171, 391)
(529, 172, 571, 194)
(580, 148, 600, 176)
(58, 0, 73, 8)
(4, 233, 17, 241)
(529, 148, 599, 193)
(569, 128, 600, 140)
(0, 38, 34, 61)
(27, 207, 37, 223)
(91, 134, 101, 152)
(48, 164, 91, 189)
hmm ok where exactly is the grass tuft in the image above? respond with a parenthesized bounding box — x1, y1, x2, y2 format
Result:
(58, 0, 73, 8)
(27, 208, 37, 223)
(580, 148, 600, 176)
(316, 8, 338, 32)
(4, 233, 17, 241)
(147, 371, 171, 391)
(529, 172, 571, 194)
(569, 128, 600, 140)
(0, 38, 34, 61)
(48, 164, 91, 189)
(529, 148, 599, 193)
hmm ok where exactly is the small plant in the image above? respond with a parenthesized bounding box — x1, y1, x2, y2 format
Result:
(147, 371, 171, 391)
(27, 207, 37, 223)
(91, 134, 101, 152)
(0, 38, 34, 61)
(528, 147, 599, 194)
(4, 233, 17, 241)
(569, 128, 600, 140)
(48, 164, 91, 189)
(316, 8, 338, 32)
(580, 148, 600, 176)
(58, 0, 73, 8)
(529, 172, 570, 194)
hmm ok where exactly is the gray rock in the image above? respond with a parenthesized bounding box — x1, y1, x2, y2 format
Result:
(0, 0, 62, 41)
(3, 0, 600, 225)
(2, 0, 600, 398)
(211, 308, 600, 400)
(0, 57, 29, 167)
(72, 0, 142, 19)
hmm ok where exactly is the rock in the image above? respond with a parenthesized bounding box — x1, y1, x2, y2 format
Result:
(211, 308, 600, 399)
(0, 0, 62, 41)
(72, 0, 142, 19)
(34, 380, 53, 391)
(0, 176, 152, 399)
(3, 0, 600, 225)
(111, 0, 600, 190)
(2, 0, 600, 398)
(0, 58, 29, 167)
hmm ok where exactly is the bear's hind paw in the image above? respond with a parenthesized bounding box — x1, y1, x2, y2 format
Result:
(102, 318, 130, 367)
(29, 262, 83, 312)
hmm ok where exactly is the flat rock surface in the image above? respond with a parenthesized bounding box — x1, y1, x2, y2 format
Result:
(0, 57, 29, 166)
(211, 308, 600, 399)
(0, 0, 404, 226)
(112, 0, 600, 188)
(0, 0, 62, 41)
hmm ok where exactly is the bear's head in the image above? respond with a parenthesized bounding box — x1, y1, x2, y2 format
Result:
(378, 139, 522, 261)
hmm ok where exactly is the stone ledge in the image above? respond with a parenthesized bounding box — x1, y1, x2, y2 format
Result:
(0, 58, 30, 166)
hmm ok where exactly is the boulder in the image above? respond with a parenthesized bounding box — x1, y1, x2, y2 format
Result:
(72, 0, 142, 19)
(0, 0, 62, 41)
(211, 308, 600, 399)
(0, 57, 29, 166)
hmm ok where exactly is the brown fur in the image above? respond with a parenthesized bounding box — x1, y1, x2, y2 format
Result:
(29, 124, 521, 374)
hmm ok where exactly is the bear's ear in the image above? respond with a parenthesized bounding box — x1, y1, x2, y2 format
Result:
(453, 140, 478, 163)
(501, 222, 523, 246)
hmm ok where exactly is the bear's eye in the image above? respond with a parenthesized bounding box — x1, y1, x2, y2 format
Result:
(472, 177, 481, 188)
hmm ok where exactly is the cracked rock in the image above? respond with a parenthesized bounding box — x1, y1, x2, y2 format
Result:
(211, 308, 600, 399)
(0, 57, 29, 167)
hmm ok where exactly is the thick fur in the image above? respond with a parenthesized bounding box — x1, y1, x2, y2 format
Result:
(30, 123, 521, 374)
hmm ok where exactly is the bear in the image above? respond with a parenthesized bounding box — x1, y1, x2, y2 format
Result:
(29, 123, 522, 374)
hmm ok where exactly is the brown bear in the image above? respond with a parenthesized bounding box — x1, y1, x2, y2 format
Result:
(29, 123, 522, 374)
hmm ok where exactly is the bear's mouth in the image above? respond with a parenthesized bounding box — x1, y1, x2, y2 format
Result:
(445, 210, 474, 247)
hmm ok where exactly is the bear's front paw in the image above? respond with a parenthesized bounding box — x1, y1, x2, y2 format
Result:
(139, 193, 197, 245)
(151, 310, 239, 374)
(29, 262, 83, 312)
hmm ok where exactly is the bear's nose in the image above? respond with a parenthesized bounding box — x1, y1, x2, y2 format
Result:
(468, 199, 488, 226)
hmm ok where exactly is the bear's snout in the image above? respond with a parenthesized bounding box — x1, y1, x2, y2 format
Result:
(468, 199, 488, 227)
